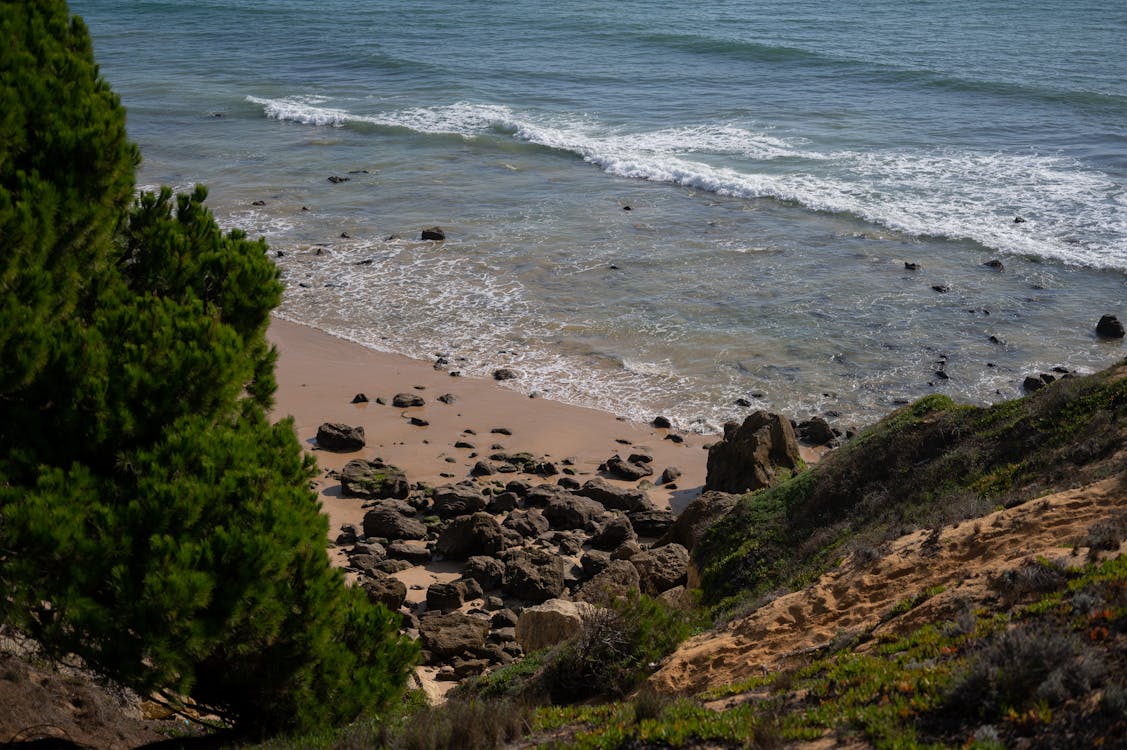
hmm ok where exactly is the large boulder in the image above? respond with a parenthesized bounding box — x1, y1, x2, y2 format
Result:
(463, 555, 506, 590)
(435, 513, 505, 559)
(503, 508, 550, 539)
(515, 599, 594, 653)
(705, 411, 802, 493)
(589, 512, 637, 551)
(575, 477, 654, 513)
(418, 611, 490, 661)
(432, 483, 489, 518)
(315, 422, 365, 452)
(628, 509, 674, 537)
(362, 505, 427, 540)
(340, 459, 409, 500)
(575, 559, 641, 606)
(605, 454, 654, 481)
(631, 543, 689, 595)
(360, 573, 407, 611)
(426, 580, 472, 613)
(543, 494, 605, 532)
(392, 392, 426, 407)
(502, 548, 566, 603)
(657, 491, 739, 551)
(1096, 314, 1125, 339)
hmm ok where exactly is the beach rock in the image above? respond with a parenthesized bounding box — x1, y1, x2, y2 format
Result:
(435, 512, 505, 559)
(348, 554, 387, 577)
(426, 581, 469, 613)
(340, 459, 409, 500)
(664, 433, 684, 443)
(421, 226, 446, 241)
(660, 466, 682, 485)
(315, 422, 366, 452)
(652, 416, 672, 429)
(523, 483, 569, 508)
(386, 541, 432, 565)
(327, 175, 350, 183)
(983, 259, 1005, 271)
(611, 540, 644, 561)
(543, 494, 606, 532)
(351, 392, 369, 403)
(360, 573, 407, 611)
(418, 611, 490, 661)
(437, 393, 457, 404)
(335, 524, 360, 546)
(503, 509, 550, 539)
(632, 543, 689, 595)
(580, 550, 612, 578)
(657, 491, 739, 551)
(605, 454, 654, 481)
(432, 482, 489, 517)
(931, 284, 949, 293)
(502, 548, 566, 603)
(516, 599, 593, 653)
(628, 508, 674, 537)
(589, 513, 637, 551)
(362, 506, 427, 540)
(796, 416, 837, 446)
(505, 479, 533, 497)
(491, 609, 519, 629)
(576, 560, 641, 606)
(1096, 314, 1125, 338)
(470, 460, 495, 477)
(463, 555, 506, 590)
(491, 367, 519, 381)
(575, 477, 654, 513)
(487, 491, 520, 513)
(452, 658, 491, 678)
(392, 392, 425, 408)
(705, 411, 802, 493)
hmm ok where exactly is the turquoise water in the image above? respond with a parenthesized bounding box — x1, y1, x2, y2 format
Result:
(72, 0, 1127, 430)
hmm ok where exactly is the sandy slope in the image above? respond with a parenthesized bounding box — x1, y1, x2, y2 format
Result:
(651, 475, 1127, 697)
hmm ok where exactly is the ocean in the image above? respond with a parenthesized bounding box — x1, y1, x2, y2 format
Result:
(71, 0, 1127, 432)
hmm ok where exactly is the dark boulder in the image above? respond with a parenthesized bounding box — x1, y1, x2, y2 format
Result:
(392, 392, 426, 407)
(659, 466, 682, 485)
(657, 491, 739, 552)
(386, 541, 433, 565)
(576, 560, 641, 606)
(492, 368, 519, 381)
(432, 482, 489, 517)
(435, 512, 505, 559)
(1096, 315, 1125, 339)
(487, 491, 520, 513)
(632, 543, 689, 595)
(502, 549, 565, 603)
(605, 454, 654, 481)
(421, 226, 446, 241)
(361, 573, 407, 611)
(796, 416, 837, 446)
(705, 411, 802, 493)
(628, 508, 674, 537)
(340, 458, 409, 500)
(351, 392, 369, 403)
(652, 416, 672, 428)
(315, 422, 365, 452)
(362, 505, 427, 540)
(463, 555, 506, 590)
(543, 494, 606, 532)
(575, 477, 654, 513)
(503, 508, 550, 539)
(589, 512, 636, 551)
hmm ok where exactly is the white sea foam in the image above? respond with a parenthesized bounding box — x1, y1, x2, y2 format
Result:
(247, 95, 1126, 269)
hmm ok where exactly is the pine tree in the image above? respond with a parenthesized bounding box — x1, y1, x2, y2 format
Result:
(0, 0, 416, 734)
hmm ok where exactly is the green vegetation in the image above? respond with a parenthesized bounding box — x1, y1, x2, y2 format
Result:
(0, 0, 415, 735)
(696, 366, 1127, 614)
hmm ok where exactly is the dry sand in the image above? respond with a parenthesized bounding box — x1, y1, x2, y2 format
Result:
(267, 316, 718, 591)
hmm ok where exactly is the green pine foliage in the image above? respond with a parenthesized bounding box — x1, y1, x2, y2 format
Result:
(0, 0, 417, 735)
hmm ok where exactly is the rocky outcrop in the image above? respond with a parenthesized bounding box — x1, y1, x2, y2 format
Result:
(315, 422, 365, 452)
(705, 411, 802, 493)
(435, 513, 505, 559)
(340, 459, 409, 500)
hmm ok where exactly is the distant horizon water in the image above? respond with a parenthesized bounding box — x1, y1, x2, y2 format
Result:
(72, 0, 1127, 432)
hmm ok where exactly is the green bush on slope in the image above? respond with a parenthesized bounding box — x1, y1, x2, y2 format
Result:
(0, 0, 416, 735)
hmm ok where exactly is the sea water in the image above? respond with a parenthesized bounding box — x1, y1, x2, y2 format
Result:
(71, 0, 1127, 431)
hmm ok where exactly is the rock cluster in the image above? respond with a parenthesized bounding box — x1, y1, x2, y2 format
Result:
(335, 458, 704, 680)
